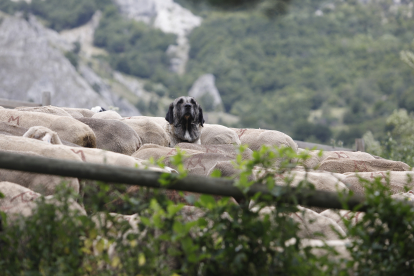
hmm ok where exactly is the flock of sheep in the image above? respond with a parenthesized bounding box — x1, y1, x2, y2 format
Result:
(0, 104, 413, 261)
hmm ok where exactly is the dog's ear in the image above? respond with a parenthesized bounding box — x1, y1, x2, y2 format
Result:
(165, 103, 174, 124)
(198, 106, 205, 127)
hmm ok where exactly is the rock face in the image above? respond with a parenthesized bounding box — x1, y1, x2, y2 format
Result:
(188, 74, 222, 109)
(79, 65, 141, 116)
(112, 0, 202, 74)
(113, 71, 145, 98)
(0, 14, 141, 116)
(59, 11, 105, 58)
(0, 14, 107, 108)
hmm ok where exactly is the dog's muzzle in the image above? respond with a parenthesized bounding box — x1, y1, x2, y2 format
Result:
(183, 104, 194, 119)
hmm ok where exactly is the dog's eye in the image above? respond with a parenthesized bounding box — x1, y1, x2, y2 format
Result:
(178, 99, 184, 104)
(190, 99, 196, 104)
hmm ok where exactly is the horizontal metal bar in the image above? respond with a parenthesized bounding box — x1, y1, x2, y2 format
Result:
(0, 150, 406, 212)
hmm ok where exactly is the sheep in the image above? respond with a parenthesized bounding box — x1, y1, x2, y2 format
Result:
(0, 109, 96, 147)
(92, 110, 123, 120)
(119, 117, 170, 147)
(299, 149, 375, 169)
(77, 117, 142, 155)
(0, 181, 86, 223)
(231, 128, 298, 152)
(201, 124, 241, 145)
(318, 158, 410, 173)
(15, 105, 73, 117)
(0, 150, 79, 195)
(61, 107, 96, 118)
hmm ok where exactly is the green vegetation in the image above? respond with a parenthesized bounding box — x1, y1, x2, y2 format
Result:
(185, 0, 414, 144)
(1, 0, 414, 147)
(368, 109, 414, 166)
(94, 6, 176, 79)
(30, 0, 97, 31)
(1, 146, 414, 274)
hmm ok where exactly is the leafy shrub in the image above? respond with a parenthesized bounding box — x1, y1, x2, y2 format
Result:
(370, 109, 414, 166)
(2, 145, 414, 274)
(345, 175, 414, 274)
(293, 120, 332, 143)
(94, 6, 176, 80)
(30, 0, 97, 31)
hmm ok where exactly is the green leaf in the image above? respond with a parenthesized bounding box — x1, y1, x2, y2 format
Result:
(167, 203, 184, 218)
(210, 169, 222, 178)
(198, 194, 216, 210)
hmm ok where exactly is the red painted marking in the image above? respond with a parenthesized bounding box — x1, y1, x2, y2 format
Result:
(293, 213, 304, 223)
(0, 191, 39, 211)
(355, 212, 362, 224)
(186, 155, 206, 172)
(8, 116, 20, 125)
(353, 160, 368, 172)
(370, 172, 386, 180)
(334, 152, 349, 159)
(237, 129, 248, 139)
(70, 149, 86, 161)
(10, 191, 38, 203)
(205, 146, 220, 154)
(274, 173, 284, 179)
(341, 211, 352, 222)
(166, 149, 177, 156)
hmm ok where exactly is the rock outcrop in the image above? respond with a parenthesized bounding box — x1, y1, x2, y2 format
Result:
(112, 0, 202, 74)
(0, 14, 108, 108)
(188, 74, 222, 109)
(0, 13, 141, 116)
(59, 11, 105, 58)
(79, 65, 141, 116)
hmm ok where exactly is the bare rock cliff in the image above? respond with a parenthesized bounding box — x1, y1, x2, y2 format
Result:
(112, 0, 202, 75)
(0, 14, 108, 108)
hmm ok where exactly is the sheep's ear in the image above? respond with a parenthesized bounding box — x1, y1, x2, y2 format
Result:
(198, 106, 205, 127)
(165, 103, 174, 124)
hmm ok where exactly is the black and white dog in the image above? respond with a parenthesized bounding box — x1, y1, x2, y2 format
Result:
(165, 96, 204, 147)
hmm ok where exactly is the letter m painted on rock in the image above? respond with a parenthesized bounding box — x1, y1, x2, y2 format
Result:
(8, 116, 20, 125)
(70, 149, 86, 161)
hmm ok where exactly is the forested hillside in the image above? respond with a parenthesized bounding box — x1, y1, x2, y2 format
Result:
(182, 0, 414, 145)
(1, 0, 413, 146)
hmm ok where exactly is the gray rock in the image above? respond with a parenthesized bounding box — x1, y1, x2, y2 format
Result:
(188, 74, 222, 108)
(79, 65, 141, 116)
(112, 0, 202, 74)
(59, 11, 104, 58)
(0, 14, 108, 108)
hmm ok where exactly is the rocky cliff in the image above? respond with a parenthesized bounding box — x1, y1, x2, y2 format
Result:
(112, 0, 202, 74)
(0, 12, 141, 116)
(0, 14, 107, 107)
(188, 74, 222, 109)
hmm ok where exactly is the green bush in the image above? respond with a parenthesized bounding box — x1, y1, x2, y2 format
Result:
(30, 0, 97, 31)
(93, 6, 176, 80)
(345, 175, 414, 274)
(293, 120, 332, 143)
(2, 145, 414, 274)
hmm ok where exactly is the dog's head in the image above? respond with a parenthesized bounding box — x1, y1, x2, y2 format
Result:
(165, 96, 204, 143)
(165, 96, 204, 127)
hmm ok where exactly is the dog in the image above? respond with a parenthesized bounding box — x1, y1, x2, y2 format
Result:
(165, 96, 204, 147)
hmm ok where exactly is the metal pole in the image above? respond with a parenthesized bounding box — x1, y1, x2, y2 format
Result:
(42, 91, 51, 106)
(0, 150, 405, 212)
